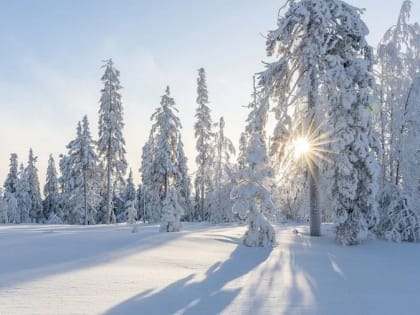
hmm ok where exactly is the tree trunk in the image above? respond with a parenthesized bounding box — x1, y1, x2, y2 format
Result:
(308, 70, 321, 236)
(309, 161, 321, 236)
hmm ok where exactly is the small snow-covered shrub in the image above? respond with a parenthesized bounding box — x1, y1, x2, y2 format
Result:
(376, 185, 420, 242)
(160, 188, 184, 232)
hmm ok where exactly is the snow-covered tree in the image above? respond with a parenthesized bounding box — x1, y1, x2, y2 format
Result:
(4, 153, 18, 196)
(376, 184, 420, 242)
(376, 0, 420, 187)
(3, 153, 19, 223)
(260, 0, 379, 244)
(139, 137, 156, 223)
(98, 59, 127, 224)
(174, 135, 192, 221)
(64, 117, 101, 225)
(0, 188, 7, 224)
(209, 117, 236, 223)
(399, 77, 420, 201)
(323, 3, 379, 245)
(43, 154, 61, 223)
(231, 89, 276, 247)
(194, 68, 214, 221)
(26, 149, 43, 223)
(160, 187, 184, 232)
(16, 164, 31, 223)
(119, 169, 137, 223)
(143, 86, 184, 223)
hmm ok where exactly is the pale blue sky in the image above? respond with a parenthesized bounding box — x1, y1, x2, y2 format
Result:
(0, 0, 419, 186)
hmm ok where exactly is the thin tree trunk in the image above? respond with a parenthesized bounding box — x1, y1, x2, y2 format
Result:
(309, 161, 321, 236)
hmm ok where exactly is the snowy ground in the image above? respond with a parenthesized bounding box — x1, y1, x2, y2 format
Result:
(0, 222, 419, 315)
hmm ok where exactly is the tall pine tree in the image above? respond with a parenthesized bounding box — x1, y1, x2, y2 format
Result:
(43, 154, 61, 222)
(26, 149, 43, 223)
(194, 68, 214, 221)
(98, 59, 127, 224)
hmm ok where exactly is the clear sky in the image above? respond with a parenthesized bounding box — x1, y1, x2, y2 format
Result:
(0, 0, 419, 188)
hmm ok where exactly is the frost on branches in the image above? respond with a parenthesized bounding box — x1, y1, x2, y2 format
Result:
(376, 184, 420, 242)
(194, 68, 214, 221)
(208, 117, 236, 224)
(26, 149, 43, 223)
(323, 2, 379, 245)
(141, 86, 189, 224)
(43, 154, 62, 223)
(260, 0, 379, 244)
(160, 187, 184, 232)
(231, 90, 276, 247)
(97, 59, 127, 224)
(376, 0, 420, 188)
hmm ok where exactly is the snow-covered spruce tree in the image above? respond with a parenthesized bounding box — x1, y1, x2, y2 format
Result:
(26, 149, 43, 223)
(65, 117, 101, 225)
(237, 132, 248, 171)
(260, 0, 335, 236)
(209, 117, 236, 223)
(376, 0, 420, 187)
(139, 137, 156, 223)
(4, 153, 19, 196)
(119, 169, 137, 223)
(323, 4, 379, 245)
(160, 187, 184, 232)
(174, 135, 192, 221)
(98, 59, 127, 224)
(16, 164, 31, 223)
(0, 188, 8, 223)
(231, 89, 276, 247)
(3, 153, 19, 223)
(194, 68, 214, 221)
(145, 87, 184, 223)
(58, 153, 73, 223)
(43, 154, 61, 223)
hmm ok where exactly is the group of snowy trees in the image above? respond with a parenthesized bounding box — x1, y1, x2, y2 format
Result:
(1, 0, 419, 247)
(255, 0, 420, 245)
(1, 60, 128, 225)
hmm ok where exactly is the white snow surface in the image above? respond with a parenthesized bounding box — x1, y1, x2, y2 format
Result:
(0, 223, 419, 315)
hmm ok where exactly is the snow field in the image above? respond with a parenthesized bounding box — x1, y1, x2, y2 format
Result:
(0, 223, 419, 315)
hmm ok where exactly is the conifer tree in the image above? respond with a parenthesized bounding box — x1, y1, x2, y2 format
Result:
(160, 187, 184, 232)
(145, 86, 184, 223)
(260, 0, 379, 243)
(98, 59, 127, 224)
(231, 89, 276, 247)
(3, 153, 19, 223)
(26, 149, 43, 223)
(43, 154, 61, 222)
(16, 164, 31, 223)
(209, 117, 236, 223)
(64, 117, 101, 224)
(120, 169, 137, 223)
(0, 188, 8, 223)
(174, 135, 192, 221)
(194, 68, 214, 221)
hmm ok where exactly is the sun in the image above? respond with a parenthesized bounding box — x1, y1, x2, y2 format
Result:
(294, 137, 311, 158)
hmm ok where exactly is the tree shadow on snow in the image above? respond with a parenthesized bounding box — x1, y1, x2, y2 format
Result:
(276, 226, 420, 315)
(105, 244, 272, 315)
